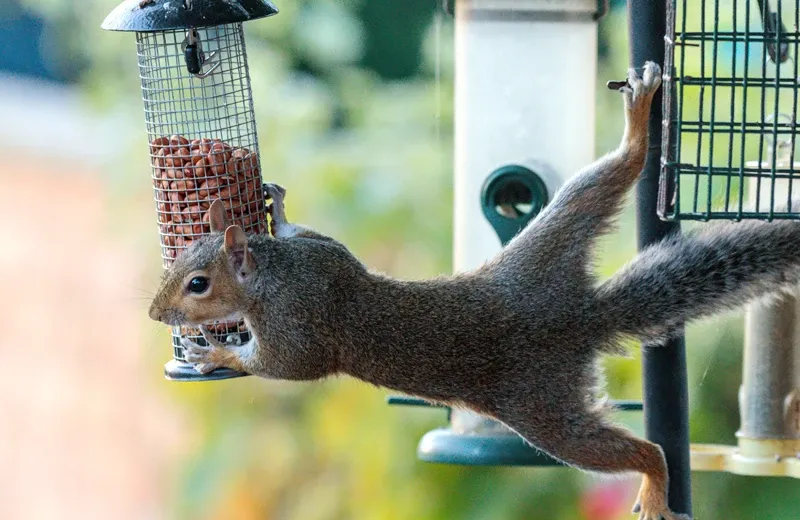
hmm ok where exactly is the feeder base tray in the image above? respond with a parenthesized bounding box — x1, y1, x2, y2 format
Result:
(164, 359, 250, 382)
(417, 428, 564, 466)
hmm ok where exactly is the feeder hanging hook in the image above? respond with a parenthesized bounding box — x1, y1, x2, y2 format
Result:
(182, 29, 221, 78)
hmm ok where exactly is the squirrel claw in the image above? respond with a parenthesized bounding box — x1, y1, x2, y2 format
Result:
(199, 325, 226, 349)
(633, 504, 692, 520)
(193, 362, 219, 374)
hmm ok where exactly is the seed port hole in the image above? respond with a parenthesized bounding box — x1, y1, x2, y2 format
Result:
(492, 180, 535, 220)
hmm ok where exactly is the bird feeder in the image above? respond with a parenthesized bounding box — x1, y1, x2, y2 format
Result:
(661, 0, 800, 478)
(102, 0, 279, 382)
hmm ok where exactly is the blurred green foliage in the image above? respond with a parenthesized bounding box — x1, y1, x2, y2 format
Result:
(15, 0, 800, 518)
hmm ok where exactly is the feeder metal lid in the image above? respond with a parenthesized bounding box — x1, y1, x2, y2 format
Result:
(102, 0, 278, 32)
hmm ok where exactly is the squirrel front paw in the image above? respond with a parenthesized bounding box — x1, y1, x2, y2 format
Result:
(181, 326, 250, 374)
(264, 183, 290, 236)
(264, 182, 286, 202)
(181, 337, 224, 374)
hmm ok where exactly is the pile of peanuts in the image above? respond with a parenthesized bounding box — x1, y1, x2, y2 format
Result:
(150, 135, 268, 260)
(151, 135, 268, 338)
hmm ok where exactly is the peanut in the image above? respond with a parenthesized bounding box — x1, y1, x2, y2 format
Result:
(182, 205, 203, 222)
(170, 135, 189, 147)
(199, 177, 222, 198)
(151, 135, 267, 274)
(155, 148, 168, 168)
(217, 186, 238, 200)
(170, 179, 196, 191)
(150, 136, 170, 154)
(232, 148, 250, 160)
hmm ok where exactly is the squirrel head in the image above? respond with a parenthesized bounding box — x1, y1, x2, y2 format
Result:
(149, 199, 258, 327)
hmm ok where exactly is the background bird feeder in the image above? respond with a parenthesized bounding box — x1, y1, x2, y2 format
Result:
(102, 0, 279, 382)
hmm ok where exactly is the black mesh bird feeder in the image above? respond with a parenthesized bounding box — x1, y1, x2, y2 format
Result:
(661, 0, 800, 480)
(102, 0, 279, 382)
(660, 0, 800, 221)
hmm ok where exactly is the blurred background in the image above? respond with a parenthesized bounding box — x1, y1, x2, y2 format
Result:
(1, 0, 799, 519)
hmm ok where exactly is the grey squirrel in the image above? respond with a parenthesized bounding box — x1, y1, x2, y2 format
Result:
(149, 62, 800, 520)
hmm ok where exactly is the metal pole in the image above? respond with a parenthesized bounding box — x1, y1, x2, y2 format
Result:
(628, 0, 693, 516)
(741, 299, 800, 440)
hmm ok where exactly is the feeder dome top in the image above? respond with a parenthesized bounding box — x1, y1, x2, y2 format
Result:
(102, 0, 278, 32)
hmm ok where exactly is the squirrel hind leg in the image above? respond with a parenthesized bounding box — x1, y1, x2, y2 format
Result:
(501, 408, 688, 520)
(620, 62, 662, 152)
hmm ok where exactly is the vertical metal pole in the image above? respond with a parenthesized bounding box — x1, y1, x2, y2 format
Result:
(741, 299, 800, 440)
(628, 0, 693, 516)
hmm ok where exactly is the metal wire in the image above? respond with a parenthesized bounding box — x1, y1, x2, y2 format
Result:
(137, 23, 267, 358)
(660, 0, 800, 221)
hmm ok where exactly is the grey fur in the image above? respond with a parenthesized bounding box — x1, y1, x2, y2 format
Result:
(599, 219, 800, 343)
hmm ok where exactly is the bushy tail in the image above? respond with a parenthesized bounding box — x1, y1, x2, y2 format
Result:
(596, 220, 800, 343)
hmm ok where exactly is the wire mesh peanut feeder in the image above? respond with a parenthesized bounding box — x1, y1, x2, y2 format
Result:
(102, 0, 278, 381)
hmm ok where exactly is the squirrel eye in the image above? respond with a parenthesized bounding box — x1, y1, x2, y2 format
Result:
(188, 276, 209, 294)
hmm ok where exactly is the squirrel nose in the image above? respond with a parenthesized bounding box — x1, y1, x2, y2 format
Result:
(148, 304, 161, 322)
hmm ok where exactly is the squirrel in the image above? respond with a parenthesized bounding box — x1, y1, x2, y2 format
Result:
(149, 61, 800, 520)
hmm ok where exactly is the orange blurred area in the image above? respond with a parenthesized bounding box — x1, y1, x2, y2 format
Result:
(0, 156, 186, 519)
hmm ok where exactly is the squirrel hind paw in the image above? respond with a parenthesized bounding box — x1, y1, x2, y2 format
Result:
(264, 183, 286, 203)
(641, 61, 662, 91)
(632, 502, 691, 520)
(633, 473, 690, 520)
(624, 62, 662, 106)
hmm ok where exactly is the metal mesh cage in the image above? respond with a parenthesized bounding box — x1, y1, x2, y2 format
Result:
(137, 23, 267, 364)
(660, 0, 800, 221)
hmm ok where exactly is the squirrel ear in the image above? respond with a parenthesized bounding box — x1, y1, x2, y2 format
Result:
(208, 199, 230, 234)
(223, 225, 254, 277)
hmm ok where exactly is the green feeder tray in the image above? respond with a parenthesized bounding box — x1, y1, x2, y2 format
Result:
(417, 428, 563, 466)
